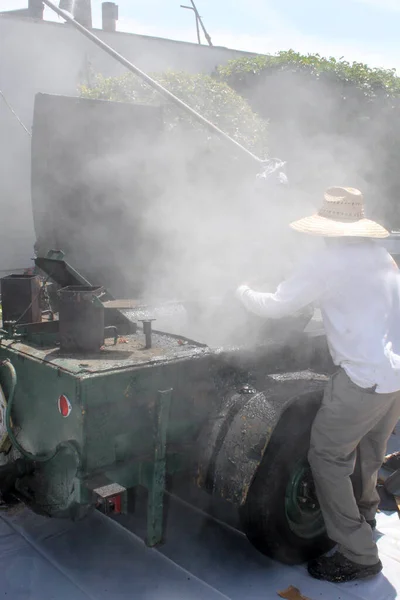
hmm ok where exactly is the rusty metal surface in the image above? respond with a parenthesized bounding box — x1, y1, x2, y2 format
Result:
(197, 370, 329, 506)
(0, 332, 209, 375)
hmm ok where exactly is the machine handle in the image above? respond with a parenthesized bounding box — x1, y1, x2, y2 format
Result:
(104, 326, 118, 345)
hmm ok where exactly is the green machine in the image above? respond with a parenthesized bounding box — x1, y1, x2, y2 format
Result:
(0, 249, 336, 565)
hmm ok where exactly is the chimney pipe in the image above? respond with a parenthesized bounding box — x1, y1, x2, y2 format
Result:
(73, 0, 92, 28)
(59, 0, 74, 12)
(102, 2, 118, 32)
(28, 0, 44, 18)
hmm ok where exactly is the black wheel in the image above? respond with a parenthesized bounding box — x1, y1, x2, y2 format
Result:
(240, 399, 334, 565)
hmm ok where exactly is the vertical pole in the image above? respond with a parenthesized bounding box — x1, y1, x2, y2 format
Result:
(146, 388, 172, 547)
(190, 0, 213, 47)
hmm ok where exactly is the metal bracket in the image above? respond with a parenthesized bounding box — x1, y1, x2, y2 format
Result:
(92, 482, 127, 500)
(89, 478, 128, 516)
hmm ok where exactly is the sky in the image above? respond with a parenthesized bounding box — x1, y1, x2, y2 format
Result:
(1, 0, 400, 71)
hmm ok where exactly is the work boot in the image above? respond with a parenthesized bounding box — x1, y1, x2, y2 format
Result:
(308, 552, 382, 583)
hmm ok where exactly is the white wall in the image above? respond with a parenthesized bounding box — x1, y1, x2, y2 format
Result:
(0, 15, 252, 272)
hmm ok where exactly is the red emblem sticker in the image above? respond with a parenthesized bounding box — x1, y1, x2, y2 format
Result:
(58, 395, 72, 418)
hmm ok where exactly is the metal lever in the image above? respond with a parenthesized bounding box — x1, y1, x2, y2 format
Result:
(140, 319, 156, 349)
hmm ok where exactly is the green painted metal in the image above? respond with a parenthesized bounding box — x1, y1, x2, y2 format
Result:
(0, 303, 333, 549)
(284, 460, 325, 540)
(146, 389, 172, 546)
(0, 329, 215, 544)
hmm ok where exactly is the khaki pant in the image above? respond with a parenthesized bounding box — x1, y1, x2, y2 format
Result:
(308, 368, 400, 565)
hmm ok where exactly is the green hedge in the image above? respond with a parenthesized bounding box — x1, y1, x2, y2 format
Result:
(79, 52, 400, 225)
(217, 50, 400, 226)
(80, 70, 269, 157)
(218, 50, 400, 103)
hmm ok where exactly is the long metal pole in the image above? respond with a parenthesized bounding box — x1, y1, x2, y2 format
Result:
(195, 14, 201, 45)
(41, 0, 262, 163)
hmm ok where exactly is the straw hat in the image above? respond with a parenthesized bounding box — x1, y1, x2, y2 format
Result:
(290, 187, 389, 238)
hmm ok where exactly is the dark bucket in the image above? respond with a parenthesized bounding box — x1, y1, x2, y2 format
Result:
(1, 274, 41, 325)
(58, 285, 105, 353)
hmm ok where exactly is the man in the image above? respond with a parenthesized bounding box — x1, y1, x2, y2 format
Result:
(236, 186, 400, 583)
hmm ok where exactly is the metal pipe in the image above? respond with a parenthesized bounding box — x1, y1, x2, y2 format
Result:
(102, 2, 118, 32)
(140, 319, 155, 349)
(42, 0, 263, 164)
(1, 359, 48, 461)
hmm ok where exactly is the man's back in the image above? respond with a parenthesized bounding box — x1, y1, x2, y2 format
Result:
(316, 240, 400, 392)
(237, 239, 400, 393)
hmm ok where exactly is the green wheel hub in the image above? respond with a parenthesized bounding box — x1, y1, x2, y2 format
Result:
(284, 460, 325, 539)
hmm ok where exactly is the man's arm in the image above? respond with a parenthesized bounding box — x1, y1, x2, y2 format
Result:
(236, 258, 327, 319)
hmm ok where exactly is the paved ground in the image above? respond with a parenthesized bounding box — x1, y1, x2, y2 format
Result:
(0, 427, 398, 600)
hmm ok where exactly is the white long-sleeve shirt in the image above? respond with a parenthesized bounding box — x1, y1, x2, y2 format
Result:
(236, 240, 400, 393)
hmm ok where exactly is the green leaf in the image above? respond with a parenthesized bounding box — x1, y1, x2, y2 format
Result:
(79, 70, 269, 157)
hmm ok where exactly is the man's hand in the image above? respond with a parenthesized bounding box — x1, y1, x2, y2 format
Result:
(235, 284, 251, 301)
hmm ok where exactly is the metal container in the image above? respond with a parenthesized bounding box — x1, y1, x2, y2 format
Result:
(1, 274, 41, 325)
(58, 285, 104, 353)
